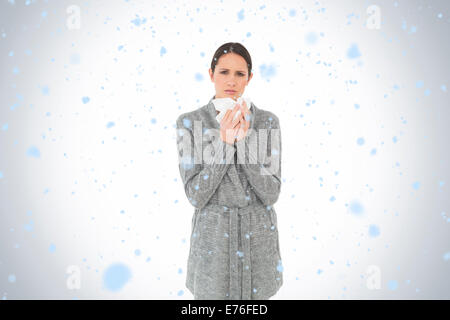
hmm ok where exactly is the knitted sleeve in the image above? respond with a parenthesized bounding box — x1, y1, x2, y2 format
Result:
(176, 114, 236, 209)
(240, 114, 282, 206)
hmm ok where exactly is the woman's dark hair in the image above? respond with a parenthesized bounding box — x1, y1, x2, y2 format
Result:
(210, 42, 252, 79)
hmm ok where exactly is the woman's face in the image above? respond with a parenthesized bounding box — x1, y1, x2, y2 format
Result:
(209, 52, 253, 101)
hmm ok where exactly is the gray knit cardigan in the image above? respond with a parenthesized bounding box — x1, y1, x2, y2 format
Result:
(176, 95, 283, 300)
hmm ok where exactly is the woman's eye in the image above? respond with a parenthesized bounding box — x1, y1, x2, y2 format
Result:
(220, 71, 245, 76)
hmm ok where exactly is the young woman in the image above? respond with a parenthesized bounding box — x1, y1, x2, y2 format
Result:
(176, 42, 283, 300)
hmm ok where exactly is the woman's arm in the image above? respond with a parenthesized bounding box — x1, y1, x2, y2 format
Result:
(240, 114, 282, 206)
(176, 115, 236, 209)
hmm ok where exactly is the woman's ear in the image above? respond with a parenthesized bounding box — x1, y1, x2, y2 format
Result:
(247, 72, 253, 83)
(209, 68, 214, 82)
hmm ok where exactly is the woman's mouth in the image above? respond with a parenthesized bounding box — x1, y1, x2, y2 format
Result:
(225, 90, 236, 94)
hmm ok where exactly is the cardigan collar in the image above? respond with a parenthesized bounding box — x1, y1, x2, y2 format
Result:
(206, 95, 256, 130)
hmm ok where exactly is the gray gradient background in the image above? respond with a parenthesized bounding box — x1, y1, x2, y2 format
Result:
(0, 0, 449, 299)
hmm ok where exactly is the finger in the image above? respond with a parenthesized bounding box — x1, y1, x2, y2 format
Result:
(224, 109, 232, 120)
(223, 106, 237, 125)
(232, 116, 241, 129)
(237, 110, 247, 127)
(239, 103, 245, 115)
(241, 108, 249, 123)
(241, 101, 249, 113)
(233, 112, 244, 128)
(238, 111, 244, 121)
(236, 113, 245, 128)
(221, 109, 232, 125)
(240, 103, 250, 121)
(241, 116, 247, 127)
(229, 103, 240, 120)
(231, 109, 242, 127)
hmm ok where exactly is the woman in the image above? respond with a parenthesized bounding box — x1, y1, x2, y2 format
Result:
(176, 42, 283, 300)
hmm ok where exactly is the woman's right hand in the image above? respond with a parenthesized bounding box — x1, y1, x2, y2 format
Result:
(220, 104, 244, 145)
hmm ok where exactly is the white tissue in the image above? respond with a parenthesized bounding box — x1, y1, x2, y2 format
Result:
(212, 96, 252, 125)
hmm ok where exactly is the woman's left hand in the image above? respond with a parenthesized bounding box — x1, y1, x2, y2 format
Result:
(235, 100, 251, 142)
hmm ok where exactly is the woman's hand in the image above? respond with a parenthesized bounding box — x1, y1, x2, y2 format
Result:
(220, 104, 243, 145)
(235, 100, 250, 142)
